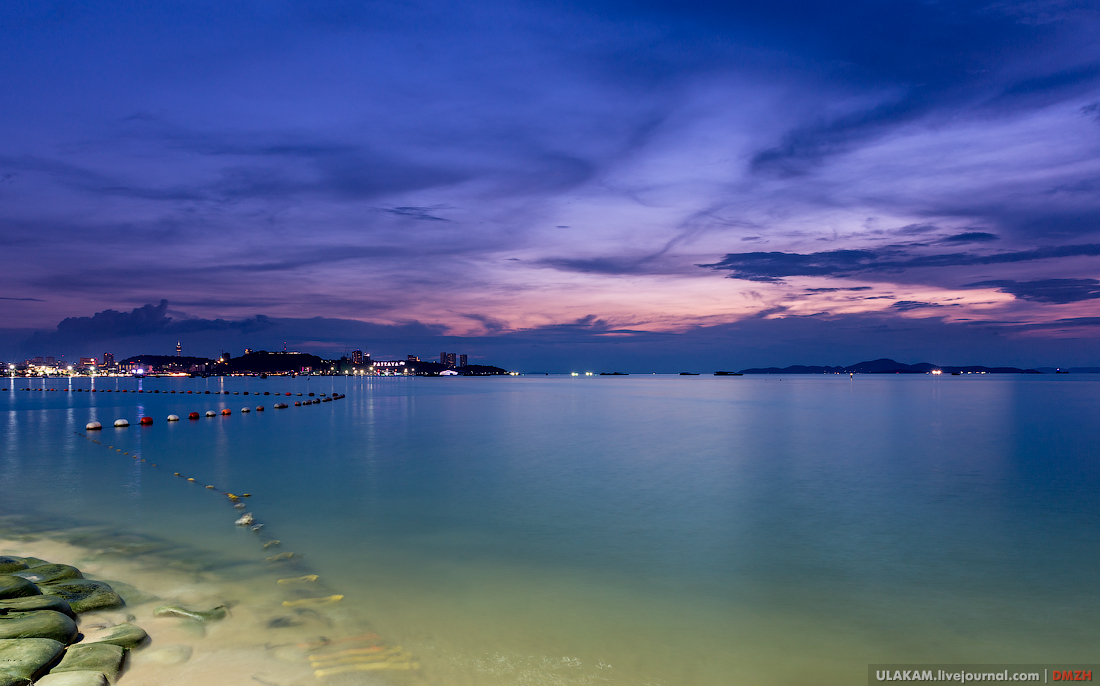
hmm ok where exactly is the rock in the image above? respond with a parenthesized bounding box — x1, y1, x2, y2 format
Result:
(35, 672, 108, 686)
(14, 559, 48, 569)
(94, 581, 158, 607)
(13, 565, 83, 585)
(80, 623, 148, 650)
(0, 597, 75, 619)
(50, 643, 124, 684)
(234, 513, 254, 526)
(0, 559, 27, 575)
(0, 577, 40, 601)
(152, 604, 227, 622)
(37, 582, 123, 614)
(0, 638, 65, 686)
(0, 611, 77, 644)
(131, 644, 191, 666)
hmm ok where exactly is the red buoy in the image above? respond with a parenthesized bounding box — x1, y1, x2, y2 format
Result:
(140, 417, 154, 425)
(188, 412, 200, 420)
(221, 409, 231, 415)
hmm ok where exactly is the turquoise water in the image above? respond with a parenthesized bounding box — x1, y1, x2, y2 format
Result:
(2, 374, 1099, 684)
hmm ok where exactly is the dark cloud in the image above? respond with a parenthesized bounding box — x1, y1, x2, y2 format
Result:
(804, 287, 873, 293)
(22, 300, 280, 350)
(700, 244, 1100, 282)
(891, 301, 944, 311)
(967, 278, 1100, 304)
(382, 206, 451, 222)
(0, 296, 45, 301)
(940, 232, 999, 244)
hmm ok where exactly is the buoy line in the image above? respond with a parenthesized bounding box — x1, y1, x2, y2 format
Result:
(80, 393, 345, 430)
(70, 390, 418, 677)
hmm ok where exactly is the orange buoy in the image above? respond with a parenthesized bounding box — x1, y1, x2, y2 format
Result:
(221, 408, 231, 415)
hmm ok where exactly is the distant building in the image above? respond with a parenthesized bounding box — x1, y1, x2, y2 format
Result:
(459, 354, 467, 367)
(441, 352, 457, 367)
(79, 357, 97, 368)
(407, 355, 420, 362)
(244, 348, 253, 355)
(374, 360, 408, 374)
(176, 341, 182, 357)
(102, 352, 115, 369)
(351, 349, 364, 365)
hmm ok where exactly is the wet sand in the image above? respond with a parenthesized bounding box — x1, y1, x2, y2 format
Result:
(0, 515, 421, 686)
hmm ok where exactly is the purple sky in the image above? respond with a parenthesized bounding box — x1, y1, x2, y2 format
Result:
(2, 1, 1099, 369)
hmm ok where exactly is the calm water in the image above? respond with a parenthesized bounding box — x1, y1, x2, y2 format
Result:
(2, 374, 1099, 684)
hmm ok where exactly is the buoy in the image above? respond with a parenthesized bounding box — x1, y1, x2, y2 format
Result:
(294, 401, 301, 406)
(114, 419, 129, 427)
(205, 410, 216, 417)
(86, 422, 102, 431)
(256, 406, 264, 411)
(167, 414, 180, 421)
(188, 412, 200, 420)
(221, 408, 231, 415)
(241, 407, 250, 413)
(140, 417, 154, 425)
(285, 392, 291, 396)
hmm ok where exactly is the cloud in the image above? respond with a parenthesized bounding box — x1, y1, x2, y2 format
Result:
(967, 278, 1100, 304)
(22, 300, 278, 349)
(381, 206, 451, 221)
(803, 286, 873, 292)
(890, 301, 944, 311)
(940, 232, 999, 244)
(700, 244, 1100, 282)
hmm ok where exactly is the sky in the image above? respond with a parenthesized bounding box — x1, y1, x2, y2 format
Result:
(1, 0, 1099, 370)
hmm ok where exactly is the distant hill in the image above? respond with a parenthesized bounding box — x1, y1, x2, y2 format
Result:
(739, 358, 1042, 374)
(221, 351, 329, 373)
(461, 364, 508, 375)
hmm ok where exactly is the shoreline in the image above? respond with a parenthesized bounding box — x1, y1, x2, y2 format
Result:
(1, 514, 419, 685)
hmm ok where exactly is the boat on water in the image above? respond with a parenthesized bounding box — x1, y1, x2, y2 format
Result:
(713, 371, 743, 376)
(679, 372, 700, 375)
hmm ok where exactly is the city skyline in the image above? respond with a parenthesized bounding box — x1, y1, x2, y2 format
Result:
(1, 1, 1098, 369)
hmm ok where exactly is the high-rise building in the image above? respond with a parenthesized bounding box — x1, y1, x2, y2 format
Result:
(102, 352, 115, 368)
(441, 352, 456, 367)
(459, 354, 467, 367)
(176, 341, 182, 356)
(351, 349, 364, 365)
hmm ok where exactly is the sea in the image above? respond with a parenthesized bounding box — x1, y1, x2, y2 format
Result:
(2, 373, 1098, 685)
